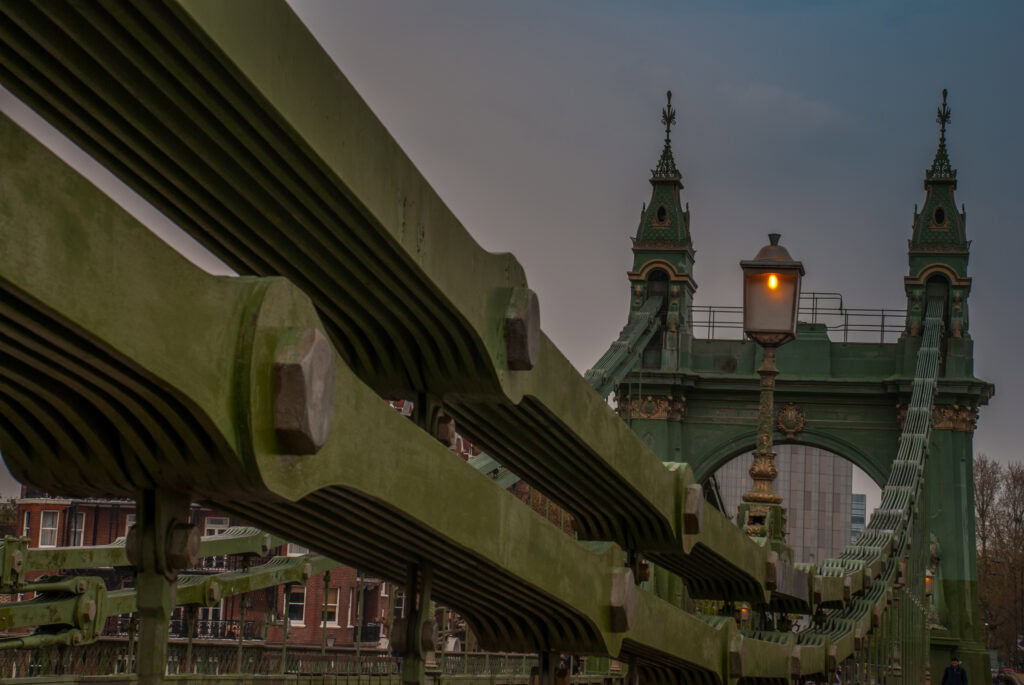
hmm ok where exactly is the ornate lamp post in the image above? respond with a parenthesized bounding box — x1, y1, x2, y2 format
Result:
(738, 233, 804, 542)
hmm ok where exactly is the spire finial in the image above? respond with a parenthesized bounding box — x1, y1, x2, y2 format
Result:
(661, 90, 676, 142)
(927, 88, 956, 182)
(937, 88, 951, 138)
(652, 90, 681, 181)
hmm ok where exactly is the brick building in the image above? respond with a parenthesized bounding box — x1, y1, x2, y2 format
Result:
(10, 486, 394, 649)
(6, 399, 570, 651)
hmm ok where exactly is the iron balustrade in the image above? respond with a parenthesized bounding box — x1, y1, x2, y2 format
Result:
(690, 291, 907, 343)
(0, 641, 627, 680)
(102, 616, 266, 642)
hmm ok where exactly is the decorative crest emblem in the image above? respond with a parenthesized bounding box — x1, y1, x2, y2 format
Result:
(775, 403, 806, 440)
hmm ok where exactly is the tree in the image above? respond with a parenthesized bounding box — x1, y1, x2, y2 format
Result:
(0, 500, 16, 538)
(995, 463, 1024, 667)
(974, 454, 1001, 563)
(974, 454, 1003, 650)
(977, 458, 1024, 667)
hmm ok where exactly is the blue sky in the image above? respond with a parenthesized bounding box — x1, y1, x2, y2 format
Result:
(2, 1, 1022, 510)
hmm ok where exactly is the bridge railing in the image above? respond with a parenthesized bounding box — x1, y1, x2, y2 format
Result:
(691, 291, 907, 342)
(0, 641, 618, 680)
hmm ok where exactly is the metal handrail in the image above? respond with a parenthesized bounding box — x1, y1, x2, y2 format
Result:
(690, 292, 907, 343)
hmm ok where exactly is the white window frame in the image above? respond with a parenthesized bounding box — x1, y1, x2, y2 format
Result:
(288, 586, 306, 627)
(347, 587, 356, 628)
(203, 517, 229, 536)
(38, 510, 59, 548)
(379, 582, 388, 598)
(325, 587, 340, 627)
(124, 513, 136, 537)
(203, 517, 230, 569)
(286, 543, 309, 556)
(21, 511, 30, 537)
(394, 590, 406, 619)
(70, 512, 86, 546)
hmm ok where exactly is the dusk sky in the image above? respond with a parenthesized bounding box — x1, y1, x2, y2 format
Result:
(2, 1, 1022, 512)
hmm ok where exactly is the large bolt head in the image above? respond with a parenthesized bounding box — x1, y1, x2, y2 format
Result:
(165, 523, 200, 571)
(125, 526, 140, 568)
(274, 328, 336, 454)
(435, 414, 456, 447)
(505, 287, 540, 371)
(79, 598, 97, 624)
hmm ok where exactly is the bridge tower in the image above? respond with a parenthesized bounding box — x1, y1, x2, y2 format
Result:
(593, 92, 697, 458)
(627, 90, 696, 371)
(589, 88, 993, 682)
(904, 90, 988, 678)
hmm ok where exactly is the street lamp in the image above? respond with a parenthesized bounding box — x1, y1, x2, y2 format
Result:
(738, 233, 804, 540)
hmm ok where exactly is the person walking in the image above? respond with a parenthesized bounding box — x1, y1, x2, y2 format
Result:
(942, 655, 968, 685)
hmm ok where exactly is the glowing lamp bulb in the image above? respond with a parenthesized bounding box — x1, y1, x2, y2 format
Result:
(767, 274, 779, 290)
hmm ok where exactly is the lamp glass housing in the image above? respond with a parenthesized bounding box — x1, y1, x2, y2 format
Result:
(742, 269, 800, 343)
(740, 234, 804, 346)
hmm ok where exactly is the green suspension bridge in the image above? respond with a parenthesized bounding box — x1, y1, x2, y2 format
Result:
(0, 1, 994, 683)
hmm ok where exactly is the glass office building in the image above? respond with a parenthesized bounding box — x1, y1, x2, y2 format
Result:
(713, 445, 853, 565)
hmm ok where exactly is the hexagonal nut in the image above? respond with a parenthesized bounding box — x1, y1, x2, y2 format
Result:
(165, 523, 200, 571)
(79, 598, 97, 625)
(206, 581, 222, 605)
(125, 525, 141, 568)
(435, 414, 456, 447)
(274, 328, 336, 454)
(505, 287, 540, 371)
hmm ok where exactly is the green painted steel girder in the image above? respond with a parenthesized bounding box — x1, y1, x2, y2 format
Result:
(0, 107, 944, 682)
(0, 555, 338, 650)
(0, 527, 283, 587)
(0, 0, 971, 679)
(0, 0, 677, 555)
(1, 112, 766, 679)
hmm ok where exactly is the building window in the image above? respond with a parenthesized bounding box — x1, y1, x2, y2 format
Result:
(394, 590, 406, 620)
(203, 517, 230, 569)
(204, 517, 229, 536)
(124, 513, 136, 537)
(198, 602, 223, 637)
(286, 543, 309, 556)
(288, 587, 306, 626)
(21, 511, 30, 538)
(70, 512, 86, 546)
(39, 511, 59, 548)
(325, 587, 340, 627)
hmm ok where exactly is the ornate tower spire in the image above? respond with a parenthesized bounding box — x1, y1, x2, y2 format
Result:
(652, 91, 681, 181)
(633, 90, 691, 251)
(926, 89, 956, 182)
(905, 88, 971, 346)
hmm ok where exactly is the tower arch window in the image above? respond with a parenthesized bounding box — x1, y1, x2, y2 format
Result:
(646, 268, 669, 298)
(655, 205, 667, 224)
(932, 207, 946, 226)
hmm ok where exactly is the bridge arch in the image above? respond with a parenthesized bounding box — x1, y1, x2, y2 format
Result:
(690, 428, 889, 488)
